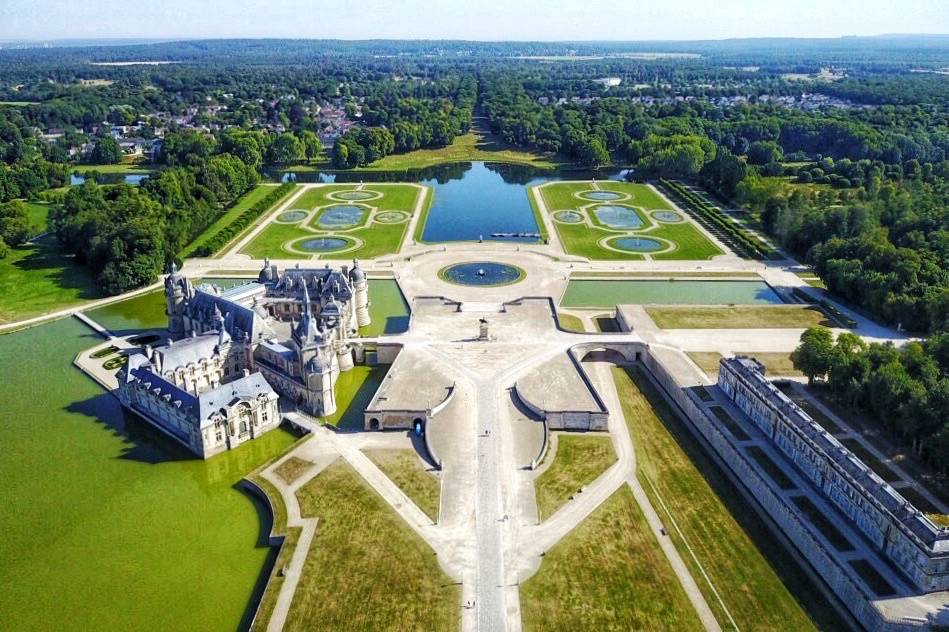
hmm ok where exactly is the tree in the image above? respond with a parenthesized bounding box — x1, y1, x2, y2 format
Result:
(266, 133, 305, 165)
(0, 200, 35, 247)
(89, 136, 122, 165)
(791, 327, 836, 384)
(300, 130, 322, 162)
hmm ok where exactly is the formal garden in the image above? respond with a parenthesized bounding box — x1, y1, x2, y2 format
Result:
(533, 181, 724, 260)
(239, 184, 427, 260)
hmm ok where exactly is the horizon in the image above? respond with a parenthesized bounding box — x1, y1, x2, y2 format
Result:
(2, 0, 948, 42)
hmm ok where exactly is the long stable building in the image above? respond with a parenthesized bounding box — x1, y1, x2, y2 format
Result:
(719, 357, 949, 594)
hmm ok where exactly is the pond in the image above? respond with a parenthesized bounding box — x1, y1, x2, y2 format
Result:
(579, 190, 624, 201)
(333, 190, 377, 201)
(608, 236, 665, 252)
(652, 210, 684, 223)
(0, 317, 296, 630)
(316, 205, 365, 228)
(554, 211, 583, 223)
(296, 237, 352, 252)
(592, 205, 644, 229)
(277, 210, 308, 223)
(560, 279, 784, 308)
(266, 162, 635, 244)
(439, 262, 525, 286)
(360, 279, 411, 336)
(71, 173, 149, 186)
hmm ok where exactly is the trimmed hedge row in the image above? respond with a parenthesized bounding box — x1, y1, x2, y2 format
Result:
(192, 183, 296, 257)
(659, 179, 772, 259)
(791, 287, 858, 328)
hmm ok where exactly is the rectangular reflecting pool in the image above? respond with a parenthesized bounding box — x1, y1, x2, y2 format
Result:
(561, 279, 784, 308)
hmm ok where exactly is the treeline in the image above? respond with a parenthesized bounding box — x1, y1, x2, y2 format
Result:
(751, 172, 948, 333)
(332, 75, 476, 168)
(50, 150, 259, 293)
(792, 328, 949, 473)
(191, 182, 294, 257)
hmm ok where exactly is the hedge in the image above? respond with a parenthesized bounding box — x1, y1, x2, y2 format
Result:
(659, 179, 774, 259)
(192, 182, 295, 257)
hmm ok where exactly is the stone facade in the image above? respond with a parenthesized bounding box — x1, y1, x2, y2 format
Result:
(117, 260, 371, 458)
(719, 357, 949, 594)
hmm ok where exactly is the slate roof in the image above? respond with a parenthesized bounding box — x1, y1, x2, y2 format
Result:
(723, 357, 949, 553)
(196, 372, 277, 427)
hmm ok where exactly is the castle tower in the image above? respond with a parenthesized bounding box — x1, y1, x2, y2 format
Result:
(349, 259, 370, 329)
(165, 263, 192, 336)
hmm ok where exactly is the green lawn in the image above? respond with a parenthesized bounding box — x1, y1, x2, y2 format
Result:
(240, 184, 425, 260)
(556, 313, 585, 332)
(0, 236, 102, 324)
(181, 184, 296, 258)
(614, 366, 839, 630)
(24, 200, 53, 233)
(536, 181, 721, 260)
(688, 351, 803, 378)
(287, 460, 457, 631)
(359, 125, 559, 171)
(73, 163, 153, 175)
(521, 485, 705, 631)
(646, 305, 832, 329)
(364, 448, 441, 521)
(534, 434, 616, 520)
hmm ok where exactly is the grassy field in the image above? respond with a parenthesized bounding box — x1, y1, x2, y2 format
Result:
(0, 236, 102, 324)
(73, 163, 153, 175)
(287, 460, 457, 631)
(556, 313, 585, 332)
(359, 123, 559, 171)
(646, 305, 832, 329)
(521, 485, 705, 631)
(614, 366, 840, 630)
(364, 448, 441, 521)
(24, 201, 53, 232)
(537, 181, 721, 260)
(240, 184, 425, 260)
(274, 456, 314, 484)
(688, 351, 803, 378)
(534, 434, 616, 520)
(181, 184, 295, 257)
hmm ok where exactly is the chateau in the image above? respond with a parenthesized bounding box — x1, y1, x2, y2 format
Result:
(116, 259, 370, 458)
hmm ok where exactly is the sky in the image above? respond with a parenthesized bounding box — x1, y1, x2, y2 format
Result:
(1, 0, 947, 42)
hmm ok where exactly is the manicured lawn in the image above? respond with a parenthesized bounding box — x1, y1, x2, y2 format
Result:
(521, 485, 704, 631)
(319, 365, 388, 430)
(360, 126, 558, 171)
(556, 313, 585, 332)
(240, 184, 425, 260)
(181, 184, 296, 258)
(274, 456, 314, 484)
(24, 200, 53, 232)
(646, 305, 832, 329)
(364, 448, 441, 521)
(73, 163, 153, 175)
(688, 351, 802, 378)
(287, 460, 458, 631)
(0, 236, 102, 324)
(537, 181, 721, 260)
(534, 434, 616, 520)
(614, 366, 838, 630)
